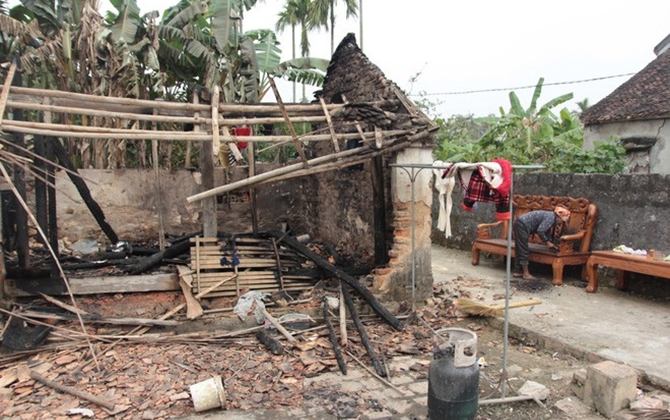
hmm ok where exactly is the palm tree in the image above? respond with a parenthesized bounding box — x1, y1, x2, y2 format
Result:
(477, 78, 575, 159)
(358, 0, 362, 50)
(310, 0, 357, 55)
(276, 0, 315, 102)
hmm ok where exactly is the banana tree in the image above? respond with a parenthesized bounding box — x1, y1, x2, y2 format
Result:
(245, 28, 328, 101)
(477, 77, 573, 156)
(0, 0, 102, 92)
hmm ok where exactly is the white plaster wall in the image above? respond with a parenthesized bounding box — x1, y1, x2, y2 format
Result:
(392, 147, 434, 206)
(583, 118, 670, 174)
(56, 169, 203, 245)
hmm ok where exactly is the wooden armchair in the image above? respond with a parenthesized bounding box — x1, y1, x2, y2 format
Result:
(471, 195, 598, 286)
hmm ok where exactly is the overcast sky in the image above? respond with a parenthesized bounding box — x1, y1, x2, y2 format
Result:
(93, 1, 670, 117)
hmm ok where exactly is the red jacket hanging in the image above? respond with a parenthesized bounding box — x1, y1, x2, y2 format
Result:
(442, 158, 513, 221)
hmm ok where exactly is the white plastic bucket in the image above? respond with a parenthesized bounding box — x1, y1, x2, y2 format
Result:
(189, 376, 225, 412)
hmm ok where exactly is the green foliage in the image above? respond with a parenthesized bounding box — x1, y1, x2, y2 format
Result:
(255, 122, 312, 163)
(547, 138, 626, 174)
(433, 115, 489, 162)
(433, 78, 626, 174)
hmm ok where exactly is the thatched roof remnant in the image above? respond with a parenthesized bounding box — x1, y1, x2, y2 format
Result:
(315, 33, 434, 131)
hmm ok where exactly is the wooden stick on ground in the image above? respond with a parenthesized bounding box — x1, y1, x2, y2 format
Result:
(39, 293, 89, 316)
(260, 308, 296, 343)
(323, 300, 347, 375)
(345, 350, 404, 394)
(272, 232, 403, 331)
(341, 284, 386, 377)
(30, 370, 116, 411)
(339, 282, 348, 346)
(160, 273, 237, 321)
(70, 273, 237, 375)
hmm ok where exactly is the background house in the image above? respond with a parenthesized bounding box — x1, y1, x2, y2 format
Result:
(581, 34, 670, 174)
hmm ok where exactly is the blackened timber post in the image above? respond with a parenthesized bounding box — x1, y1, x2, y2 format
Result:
(371, 155, 387, 266)
(10, 65, 29, 269)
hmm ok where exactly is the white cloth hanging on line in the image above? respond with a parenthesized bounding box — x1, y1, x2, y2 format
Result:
(432, 161, 454, 238)
(433, 159, 512, 238)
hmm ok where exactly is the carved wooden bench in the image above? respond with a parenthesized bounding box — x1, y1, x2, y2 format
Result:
(586, 251, 670, 293)
(471, 195, 598, 289)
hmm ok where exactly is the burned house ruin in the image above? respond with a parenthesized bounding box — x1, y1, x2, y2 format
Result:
(0, 33, 437, 306)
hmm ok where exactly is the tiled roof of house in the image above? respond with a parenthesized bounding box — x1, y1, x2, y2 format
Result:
(580, 51, 670, 125)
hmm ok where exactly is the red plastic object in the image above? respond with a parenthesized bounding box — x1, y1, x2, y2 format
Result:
(231, 126, 250, 149)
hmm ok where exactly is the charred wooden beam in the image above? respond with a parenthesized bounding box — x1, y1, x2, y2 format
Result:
(45, 134, 58, 277)
(341, 283, 386, 377)
(323, 297, 347, 375)
(34, 135, 47, 244)
(61, 257, 142, 270)
(371, 155, 388, 266)
(269, 231, 403, 331)
(125, 239, 191, 275)
(10, 68, 29, 270)
(52, 139, 118, 245)
(255, 328, 284, 355)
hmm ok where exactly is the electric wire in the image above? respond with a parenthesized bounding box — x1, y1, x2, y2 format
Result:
(410, 72, 636, 97)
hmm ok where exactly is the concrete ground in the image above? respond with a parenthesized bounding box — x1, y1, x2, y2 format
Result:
(179, 244, 670, 419)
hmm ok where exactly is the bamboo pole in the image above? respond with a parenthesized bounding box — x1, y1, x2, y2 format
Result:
(0, 61, 17, 128)
(268, 77, 309, 168)
(1, 85, 210, 111)
(9, 98, 336, 126)
(202, 89, 217, 238)
(320, 97, 340, 153)
(323, 301, 347, 374)
(339, 282, 348, 346)
(254, 141, 411, 186)
(0, 119, 407, 143)
(0, 85, 350, 113)
(152, 109, 165, 251)
(7, 100, 211, 125)
(187, 145, 367, 202)
(0, 123, 211, 140)
(247, 128, 258, 233)
(187, 132, 428, 202)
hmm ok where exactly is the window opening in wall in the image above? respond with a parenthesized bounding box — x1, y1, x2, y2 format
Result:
(622, 137, 657, 174)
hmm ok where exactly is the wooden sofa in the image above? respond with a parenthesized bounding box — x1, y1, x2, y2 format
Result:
(471, 195, 598, 288)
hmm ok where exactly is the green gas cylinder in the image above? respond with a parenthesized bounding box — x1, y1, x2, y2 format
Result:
(427, 328, 479, 420)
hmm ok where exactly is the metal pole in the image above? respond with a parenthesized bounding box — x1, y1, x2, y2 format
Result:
(392, 165, 422, 312)
(499, 164, 544, 400)
(502, 174, 513, 398)
(410, 168, 416, 312)
(392, 162, 544, 403)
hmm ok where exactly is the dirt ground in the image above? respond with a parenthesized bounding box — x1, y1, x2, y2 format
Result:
(0, 275, 613, 420)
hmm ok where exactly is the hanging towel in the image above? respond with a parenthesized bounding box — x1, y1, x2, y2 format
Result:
(433, 161, 454, 238)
